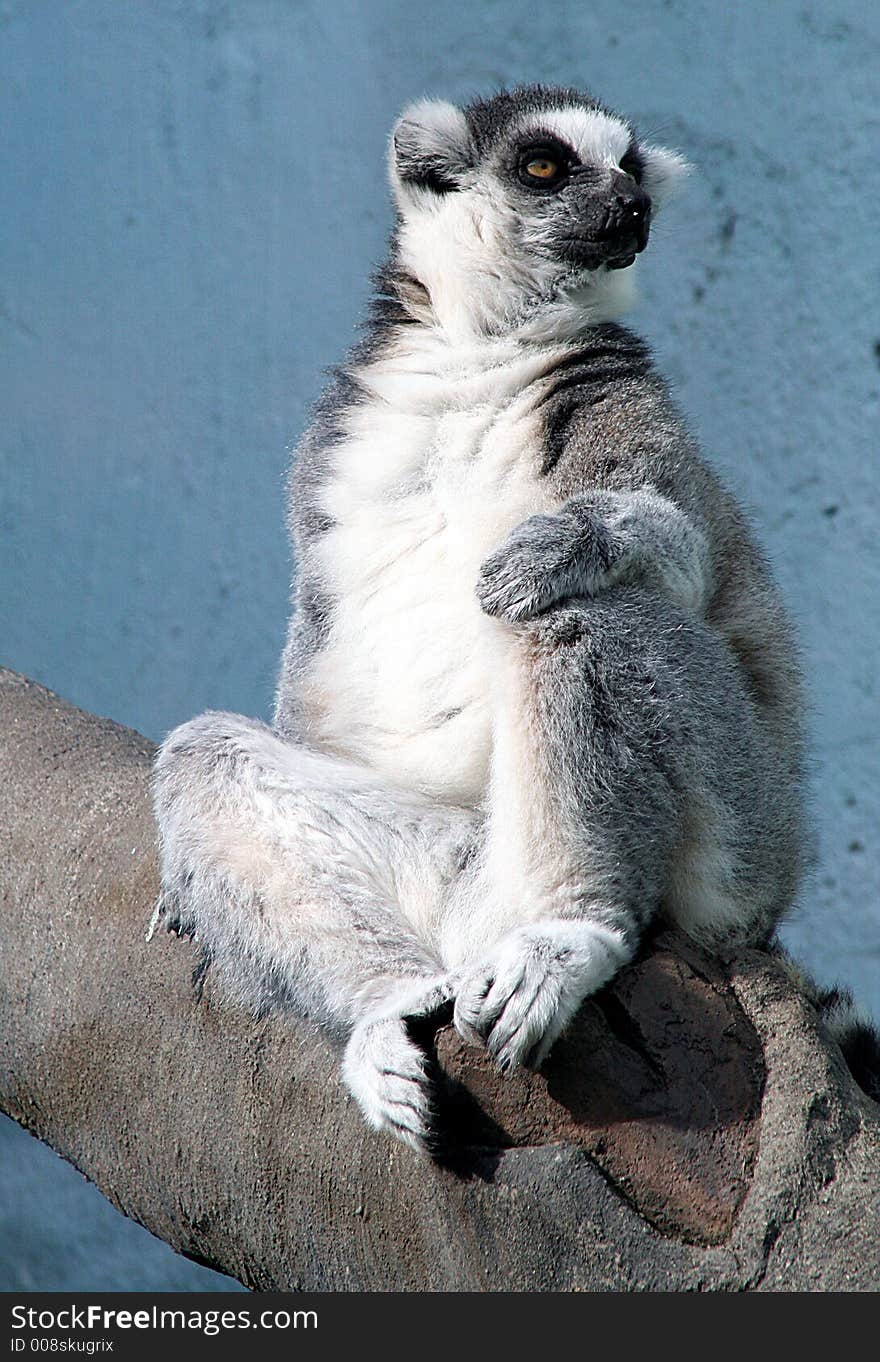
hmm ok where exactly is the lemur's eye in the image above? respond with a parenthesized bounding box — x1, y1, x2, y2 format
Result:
(518, 145, 568, 189)
(526, 156, 559, 180)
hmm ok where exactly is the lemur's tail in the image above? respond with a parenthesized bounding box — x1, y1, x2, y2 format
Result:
(771, 943, 880, 1103)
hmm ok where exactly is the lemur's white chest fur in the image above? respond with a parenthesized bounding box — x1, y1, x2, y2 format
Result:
(302, 330, 568, 804)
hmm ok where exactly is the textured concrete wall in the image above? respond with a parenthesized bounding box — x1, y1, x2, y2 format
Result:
(1, 0, 877, 1288)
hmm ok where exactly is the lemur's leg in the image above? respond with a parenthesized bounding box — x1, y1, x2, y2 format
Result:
(452, 587, 804, 1072)
(153, 713, 475, 1149)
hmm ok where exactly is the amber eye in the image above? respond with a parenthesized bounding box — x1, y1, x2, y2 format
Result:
(526, 157, 559, 180)
(518, 145, 568, 189)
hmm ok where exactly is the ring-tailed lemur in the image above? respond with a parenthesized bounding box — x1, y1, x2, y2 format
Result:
(151, 85, 871, 1151)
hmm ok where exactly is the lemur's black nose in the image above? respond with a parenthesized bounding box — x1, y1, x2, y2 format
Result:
(622, 195, 648, 223)
(597, 174, 652, 251)
(599, 174, 651, 234)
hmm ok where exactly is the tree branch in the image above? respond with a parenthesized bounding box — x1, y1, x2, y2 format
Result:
(0, 667, 877, 1290)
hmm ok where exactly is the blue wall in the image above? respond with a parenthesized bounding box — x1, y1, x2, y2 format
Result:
(2, 0, 878, 1289)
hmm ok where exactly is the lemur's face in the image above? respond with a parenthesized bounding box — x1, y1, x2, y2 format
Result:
(389, 86, 687, 336)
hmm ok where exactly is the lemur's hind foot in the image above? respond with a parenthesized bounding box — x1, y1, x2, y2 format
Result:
(341, 976, 456, 1153)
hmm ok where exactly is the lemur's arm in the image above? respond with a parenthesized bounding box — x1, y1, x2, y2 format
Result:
(477, 488, 711, 624)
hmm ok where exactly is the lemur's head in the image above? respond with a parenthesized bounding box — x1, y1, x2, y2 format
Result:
(388, 86, 687, 340)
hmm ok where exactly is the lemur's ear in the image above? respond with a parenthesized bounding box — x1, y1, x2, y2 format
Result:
(390, 99, 473, 197)
(639, 144, 690, 210)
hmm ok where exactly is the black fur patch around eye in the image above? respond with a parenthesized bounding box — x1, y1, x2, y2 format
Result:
(620, 144, 646, 183)
(514, 135, 577, 192)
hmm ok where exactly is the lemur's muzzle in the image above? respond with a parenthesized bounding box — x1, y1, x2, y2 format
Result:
(596, 173, 652, 268)
(555, 171, 652, 271)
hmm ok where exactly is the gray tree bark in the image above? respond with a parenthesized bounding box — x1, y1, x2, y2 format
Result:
(0, 667, 877, 1291)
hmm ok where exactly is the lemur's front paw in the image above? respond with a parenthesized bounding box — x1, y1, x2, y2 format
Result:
(453, 921, 630, 1071)
(476, 506, 618, 623)
(341, 976, 453, 1154)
